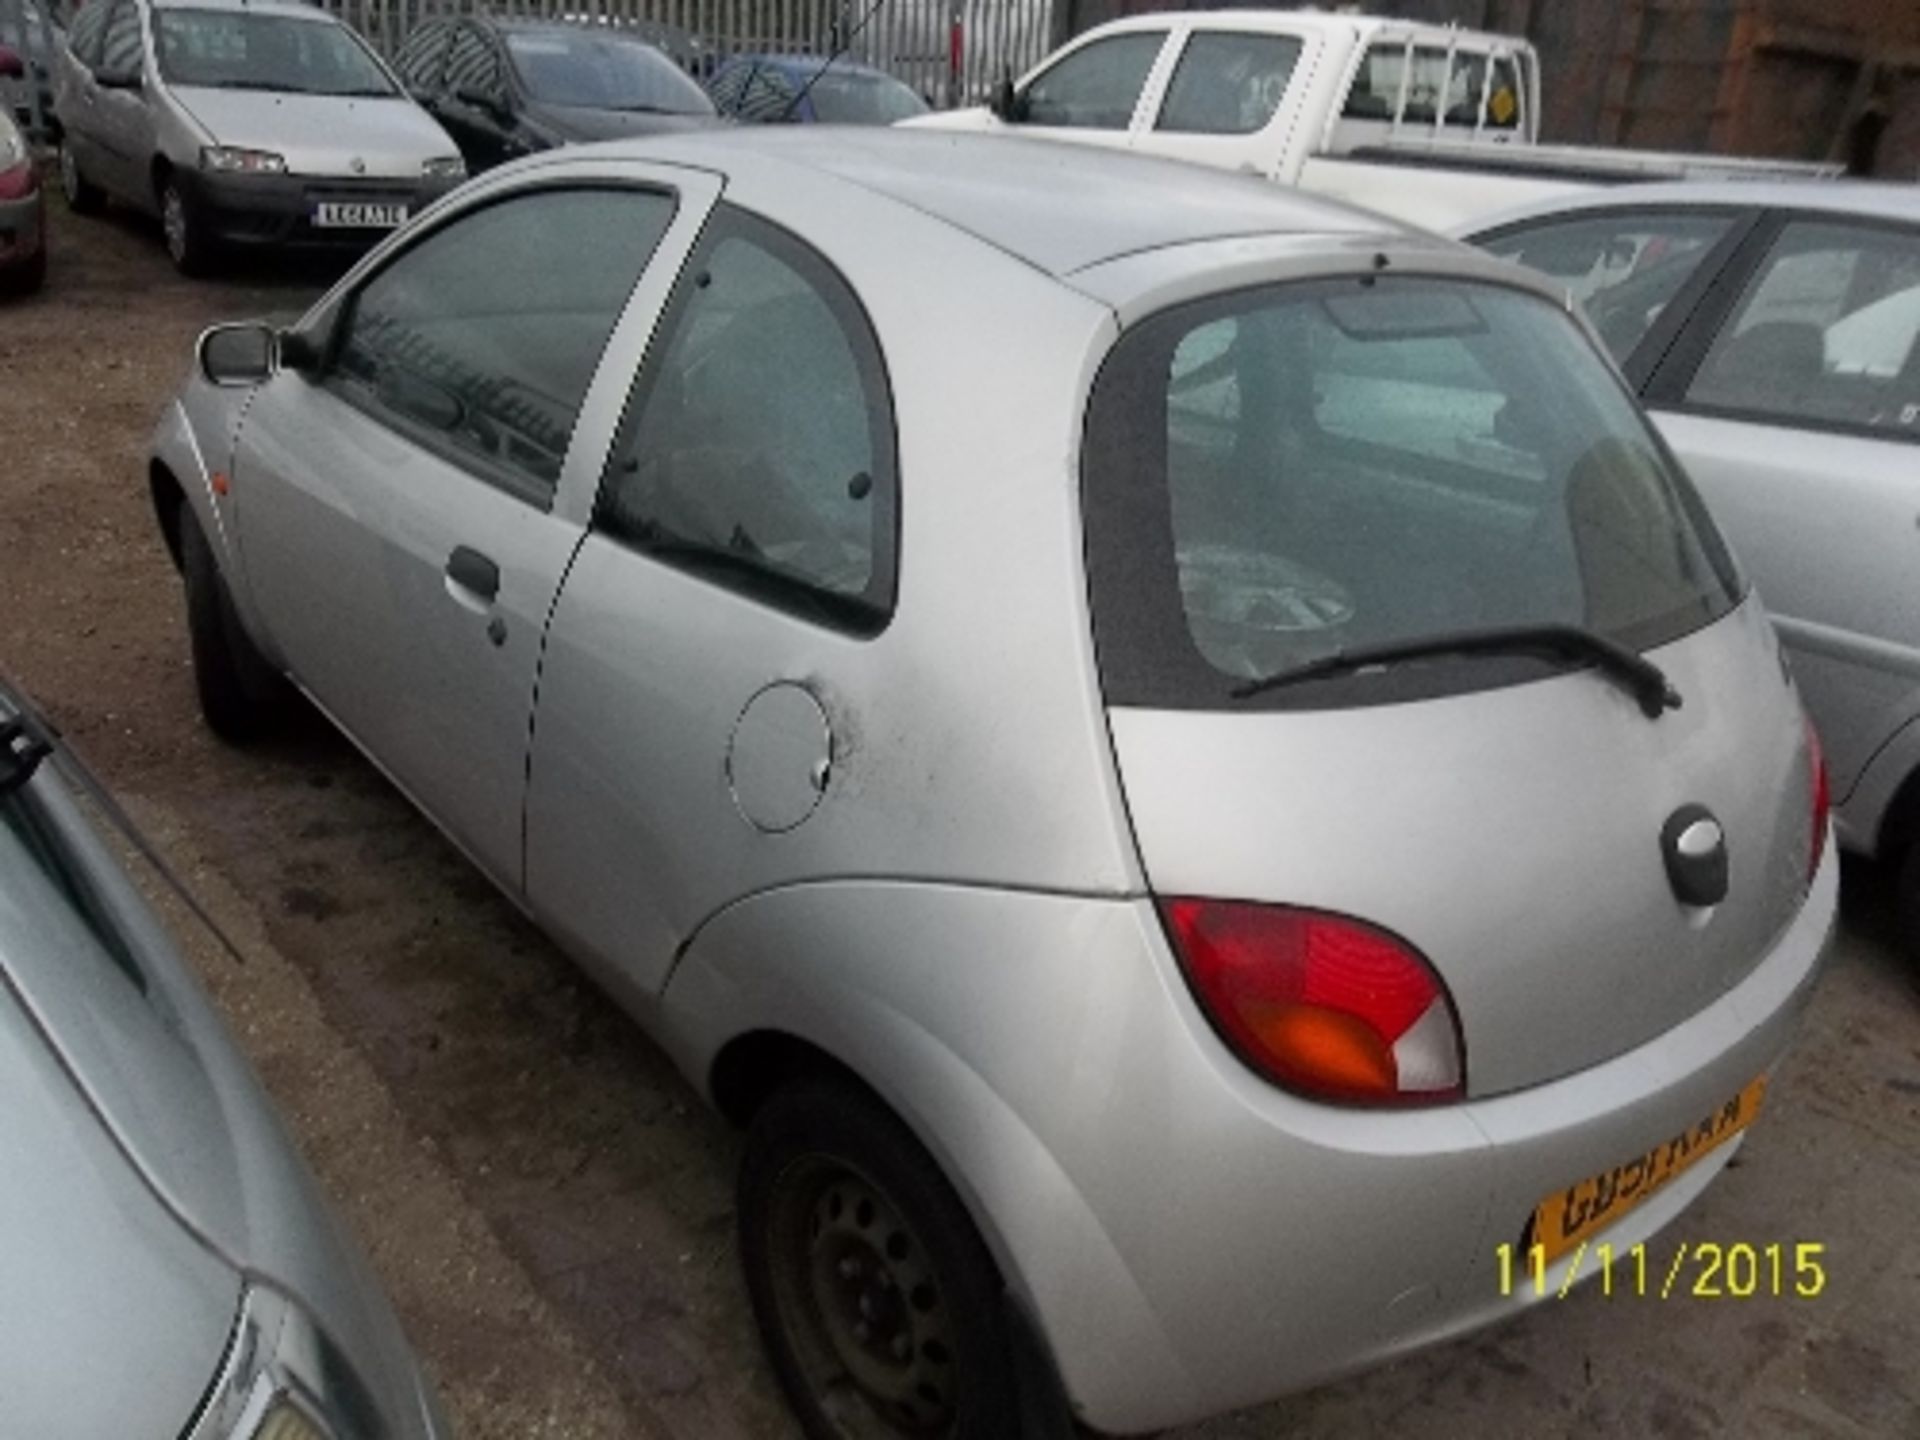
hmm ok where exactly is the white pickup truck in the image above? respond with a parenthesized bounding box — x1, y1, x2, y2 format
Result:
(907, 10, 1838, 230)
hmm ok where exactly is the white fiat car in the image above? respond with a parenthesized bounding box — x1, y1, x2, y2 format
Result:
(150, 130, 1834, 1437)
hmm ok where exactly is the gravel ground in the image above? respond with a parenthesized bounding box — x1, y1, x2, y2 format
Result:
(3, 186, 1919, 1440)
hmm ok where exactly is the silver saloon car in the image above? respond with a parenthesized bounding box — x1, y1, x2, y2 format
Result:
(0, 688, 445, 1439)
(1462, 183, 1920, 949)
(52, 0, 464, 274)
(150, 130, 1835, 1437)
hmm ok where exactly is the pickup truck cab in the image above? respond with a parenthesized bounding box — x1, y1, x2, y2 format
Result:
(907, 10, 1835, 230)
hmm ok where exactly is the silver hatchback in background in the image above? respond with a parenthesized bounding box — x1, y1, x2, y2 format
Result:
(1461, 183, 1920, 949)
(152, 132, 1834, 1435)
(0, 686, 445, 1439)
(53, 0, 463, 274)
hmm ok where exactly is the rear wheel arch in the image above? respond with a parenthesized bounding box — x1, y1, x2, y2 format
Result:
(709, 1028, 878, 1130)
(149, 460, 187, 572)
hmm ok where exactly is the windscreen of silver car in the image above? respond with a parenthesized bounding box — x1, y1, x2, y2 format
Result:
(805, 68, 929, 124)
(156, 10, 396, 97)
(1081, 275, 1743, 709)
(505, 30, 713, 115)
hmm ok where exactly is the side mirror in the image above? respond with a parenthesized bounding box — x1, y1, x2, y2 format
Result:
(988, 74, 1018, 121)
(197, 323, 277, 387)
(455, 85, 509, 122)
(0, 44, 25, 81)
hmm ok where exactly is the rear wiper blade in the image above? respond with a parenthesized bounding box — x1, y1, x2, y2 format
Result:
(1230, 622, 1683, 719)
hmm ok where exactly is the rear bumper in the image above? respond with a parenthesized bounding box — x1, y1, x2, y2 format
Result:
(174, 168, 459, 248)
(1014, 854, 1837, 1433)
(0, 184, 44, 269)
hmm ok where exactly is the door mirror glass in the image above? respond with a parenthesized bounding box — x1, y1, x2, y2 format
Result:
(198, 324, 277, 386)
(987, 73, 1020, 121)
(0, 44, 25, 80)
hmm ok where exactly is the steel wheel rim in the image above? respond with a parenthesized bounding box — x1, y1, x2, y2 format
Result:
(162, 187, 187, 264)
(766, 1154, 959, 1438)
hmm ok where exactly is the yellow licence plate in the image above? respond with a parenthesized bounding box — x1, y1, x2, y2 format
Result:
(1531, 1076, 1767, 1262)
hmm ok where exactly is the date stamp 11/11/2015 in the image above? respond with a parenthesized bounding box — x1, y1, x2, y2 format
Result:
(1497, 1241, 1827, 1301)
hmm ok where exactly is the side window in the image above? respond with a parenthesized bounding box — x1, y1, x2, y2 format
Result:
(734, 66, 798, 123)
(1399, 45, 1450, 124)
(1341, 41, 1405, 120)
(1443, 48, 1486, 127)
(1155, 32, 1302, 136)
(599, 207, 898, 632)
(1483, 211, 1735, 362)
(98, 0, 142, 76)
(1485, 53, 1521, 130)
(1020, 31, 1165, 130)
(1687, 221, 1920, 437)
(330, 187, 677, 503)
(396, 19, 453, 92)
(68, 0, 108, 67)
(443, 22, 500, 100)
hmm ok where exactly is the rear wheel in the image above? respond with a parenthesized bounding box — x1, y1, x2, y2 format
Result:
(160, 176, 215, 276)
(740, 1079, 1026, 1440)
(181, 514, 283, 741)
(58, 141, 105, 215)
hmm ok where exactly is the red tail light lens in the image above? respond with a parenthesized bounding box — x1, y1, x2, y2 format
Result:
(1157, 899, 1464, 1106)
(1807, 718, 1830, 883)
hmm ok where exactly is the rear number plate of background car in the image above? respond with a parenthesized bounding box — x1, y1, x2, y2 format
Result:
(313, 202, 408, 229)
(1531, 1075, 1767, 1261)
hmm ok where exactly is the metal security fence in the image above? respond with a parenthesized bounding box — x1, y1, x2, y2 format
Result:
(317, 0, 1056, 105)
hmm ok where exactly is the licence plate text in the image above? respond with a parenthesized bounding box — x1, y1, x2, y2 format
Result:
(312, 202, 408, 230)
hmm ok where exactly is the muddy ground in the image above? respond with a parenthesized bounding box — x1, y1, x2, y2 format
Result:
(2, 190, 1918, 1440)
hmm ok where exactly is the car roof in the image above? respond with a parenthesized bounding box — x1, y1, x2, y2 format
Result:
(1461, 179, 1920, 236)
(604, 127, 1407, 278)
(1089, 8, 1530, 51)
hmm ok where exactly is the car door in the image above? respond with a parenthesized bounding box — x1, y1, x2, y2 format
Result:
(79, 0, 145, 201)
(524, 202, 900, 999)
(229, 168, 716, 891)
(53, 0, 108, 173)
(1642, 214, 1920, 804)
(1007, 26, 1172, 152)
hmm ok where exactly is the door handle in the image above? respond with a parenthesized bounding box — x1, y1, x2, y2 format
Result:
(445, 545, 499, 603)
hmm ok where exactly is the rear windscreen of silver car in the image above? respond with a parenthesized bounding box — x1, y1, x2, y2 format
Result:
(1080, 274, 1744, 710)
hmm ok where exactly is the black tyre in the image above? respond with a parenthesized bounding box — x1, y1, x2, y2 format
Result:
(740, 1079, 1027, 1440)
(181, 515, 282, 741)
(160, 175, 216, 277)
(58, 140, 105, 215)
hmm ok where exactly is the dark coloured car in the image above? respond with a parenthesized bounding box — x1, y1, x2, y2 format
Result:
(395, 16, 720, 173)
(707, 53, 928, 125)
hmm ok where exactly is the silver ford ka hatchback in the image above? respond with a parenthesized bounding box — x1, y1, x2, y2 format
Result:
(148, 130, 1836, 1437)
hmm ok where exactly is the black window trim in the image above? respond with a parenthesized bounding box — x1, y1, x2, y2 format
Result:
(593, 201, 903, 639)
(317, 178, 683, 512)
(1644, 207, 1920, 447)
(1472, 202, 1764, 392)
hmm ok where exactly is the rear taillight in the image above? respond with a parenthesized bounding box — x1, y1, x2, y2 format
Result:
(1157, 899, 1464, 1106)
(1807, 718, 1830, 883)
